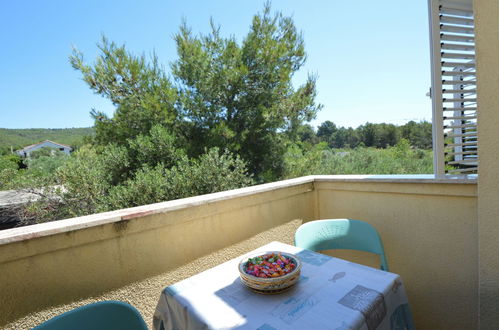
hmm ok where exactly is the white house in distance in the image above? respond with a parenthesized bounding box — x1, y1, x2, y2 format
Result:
(16, 140, 72, 158)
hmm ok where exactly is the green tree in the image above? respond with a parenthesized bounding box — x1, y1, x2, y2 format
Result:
(344, 127, 359, 148)
(317, 121, 337, 146)
(331, 127, 348, 148)
(71, 4, 320, 181)
(359, 123, 378, 147)
(126, 125, 185, 172)
(70, 37, 179, 146)
(172, 4, 320, 179)
(377, 123, 399, 148)
(296, 124, 318, 145)
(401, 121, 432, 149)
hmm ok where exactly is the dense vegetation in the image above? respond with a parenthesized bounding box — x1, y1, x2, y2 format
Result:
(312, 120, 432, 149)
(0, 127, 94, 154)
(0, 151, 70, 192)
(318, 121, 432, 149)
(70, 5, 319, 181)
(284, 140, 432, 178)
(0, 4, 433, 227)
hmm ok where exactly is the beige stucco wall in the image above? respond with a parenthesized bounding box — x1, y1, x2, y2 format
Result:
(0, 178, 315, 327)
(3, 220, 303, 330)
(314, 178, 478, 330)
(0, 176, 478, 329)
(474, 0, 499, 328)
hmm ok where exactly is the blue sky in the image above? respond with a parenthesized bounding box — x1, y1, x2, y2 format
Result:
(0, 0, 431, 129)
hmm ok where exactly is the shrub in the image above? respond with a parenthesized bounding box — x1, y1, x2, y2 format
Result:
(105, 148, 253, 210)
(21, 147, 253, 224)
(283, 143, 433, 178)
(26, 155, 69, 175)
(29, 147, 65, 159)
(0, 154, 52, 190)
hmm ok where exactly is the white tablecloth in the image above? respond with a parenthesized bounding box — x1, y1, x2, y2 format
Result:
(153, 241, 414, 330)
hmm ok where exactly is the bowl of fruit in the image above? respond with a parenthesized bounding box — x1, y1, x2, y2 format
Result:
(238, 251, 302, 294)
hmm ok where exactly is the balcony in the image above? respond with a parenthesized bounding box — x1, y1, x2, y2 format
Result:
(0, 175, 478, 329)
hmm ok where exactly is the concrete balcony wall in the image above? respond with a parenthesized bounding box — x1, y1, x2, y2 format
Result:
(314, 176, 478, 330)
(0, 177, 315, 327)
(475, 0, 499, 327)
(0, 175, 478, 329)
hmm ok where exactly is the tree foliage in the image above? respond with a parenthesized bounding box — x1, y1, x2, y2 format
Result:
(70, 4, 320, 181)
(70, 37, 178, 146)
(314, 120, 432, 149)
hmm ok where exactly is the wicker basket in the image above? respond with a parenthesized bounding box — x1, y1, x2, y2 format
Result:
(238, 251, 302, 294)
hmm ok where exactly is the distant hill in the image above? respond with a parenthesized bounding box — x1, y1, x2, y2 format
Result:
(0, 127, 95, 151)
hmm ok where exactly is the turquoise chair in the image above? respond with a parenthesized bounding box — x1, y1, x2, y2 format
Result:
(33, 301, 148, 330)
(295, 219, 389, 271)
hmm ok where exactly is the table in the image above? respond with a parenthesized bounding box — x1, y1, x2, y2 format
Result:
(153, 241, 414, 330)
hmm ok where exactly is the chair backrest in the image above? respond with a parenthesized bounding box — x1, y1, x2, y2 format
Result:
(33, 301, 148, 330)
(295, 219, 389, 271)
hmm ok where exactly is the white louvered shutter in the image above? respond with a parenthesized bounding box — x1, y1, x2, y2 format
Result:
(428, 0, 477, 175)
